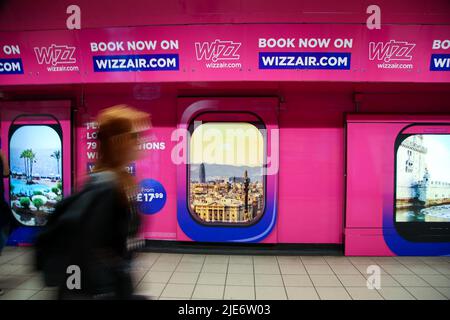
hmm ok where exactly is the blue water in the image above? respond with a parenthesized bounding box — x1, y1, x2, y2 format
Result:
(10, 178, 52, 196)
(396, 204, 450, 222)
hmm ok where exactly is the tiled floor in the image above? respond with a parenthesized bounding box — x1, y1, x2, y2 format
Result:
(1, 246, 449, 300)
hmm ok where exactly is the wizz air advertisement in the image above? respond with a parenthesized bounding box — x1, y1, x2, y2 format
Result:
(0, 44, 23, 74)
(79, 27, 181, 83)
(0, 24, 449, 84)
(0, 33, 25, 85)
(430, 40, 450, 72)
(258, 39, 352, 70)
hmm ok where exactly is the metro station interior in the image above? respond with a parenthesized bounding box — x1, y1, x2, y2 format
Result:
(0, 0, 449, 301)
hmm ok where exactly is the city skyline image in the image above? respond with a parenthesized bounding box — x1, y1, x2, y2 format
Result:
(189, 122, 265, 225)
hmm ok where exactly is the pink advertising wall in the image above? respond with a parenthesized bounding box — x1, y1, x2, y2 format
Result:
(59, 82, 448, 247)
(1, 81, 449, 252)
(0, 1, 449, 254)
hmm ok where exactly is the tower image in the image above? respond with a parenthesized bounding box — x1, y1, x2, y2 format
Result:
(243, 170, 250, 220)
(199, 163, 206, 183)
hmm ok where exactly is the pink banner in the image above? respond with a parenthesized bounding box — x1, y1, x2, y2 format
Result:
(1, 24, 449, 85)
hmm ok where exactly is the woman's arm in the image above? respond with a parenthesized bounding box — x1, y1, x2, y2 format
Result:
(0, 151, 10, 177)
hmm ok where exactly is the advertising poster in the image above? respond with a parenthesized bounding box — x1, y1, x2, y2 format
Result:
(0, 101, 72, 245)
(346, 116, 450, 256)
(176, 98, 279, 243)
(1, 24, 449, 85)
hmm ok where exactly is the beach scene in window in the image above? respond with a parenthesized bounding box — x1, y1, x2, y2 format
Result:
(396, 134, 450, 222)
(9, 125, 62, 226)
(189, 122, 265, 225)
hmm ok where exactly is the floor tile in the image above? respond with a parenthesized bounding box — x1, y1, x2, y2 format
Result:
(7, 254, 34, 265)
(192, 285, 224, 299)
(0, 275, 31, 289)
(372, 257, 399, 265)
(253, 261, 278, 268)
(197, 273, 227, 285)
(418, 274, 450, 287)
(419, 257, 450, 264)
(255, 286, 287, 300)
(255, 274, 283, 286)
(300, 257, 327, 265)
(346, 287, 383, 300)
(392, 274, 431, 287)
(9, 265, 36, 276)
(135, 282, 166, 298)
(352, 264, 373, 273)
(224, 286, 255, 300)
(377, 287, 416, 300)
(0, 289, 38, 300)
(150, 262, 177, 272)
(279, 264, 307, 275)
(434, 287, 450, 299)
(28, 290, 57, 300)
(226, 273, 255, 286)
(202, 263, 228, 273)
(377, 274, 402, 287)
(134, 255, 159, 266)
(324, 257, 352, 265)
(430, 265, 450, 275)
(337, 274, 368, 287)
(15, 276, 45, 290)
(180, 255, 206, 264)
(406, 265, 441, 275)
(316, 287, 351, 300)
(161, 284, 195, 298)
(348, 257, 376, 265)
(228, 264, 253, 274)
(330, 265, 360, 275)
(229, 256, 253, 265)
(157, 254, 183, 263)
(276, 256, 302, 264)
(309, 275, 342, 287)
(254, 264, 280, 274)
(394, 257, 424, 264)
(168, 272, 199, 284)
(285, 287, 319, 300)
(405, 287, 447, 300)
(381, 265, 414, 275)
(141, 271, 173, 283)
(204, 255, 229, 264)
(0, 264, 21, 275)
(282, 275, 313, 287)
(253, 256, 277, 265)
(0, 256, 14, 265)
(175, 262, 203, 273)
(305, 265, 334, 275)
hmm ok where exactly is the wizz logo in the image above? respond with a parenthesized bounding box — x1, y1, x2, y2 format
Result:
(369, 40, 415, 62)
(195, 40, 241, 62)
(34, 44, 76, 66)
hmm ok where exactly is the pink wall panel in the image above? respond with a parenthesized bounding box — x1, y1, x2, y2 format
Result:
(277, 92, 354, 243)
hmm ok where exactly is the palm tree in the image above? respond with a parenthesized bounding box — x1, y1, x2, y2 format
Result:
(20, 149, 36, 184)
(50, 150, 61, 175)
(20, 150, 28, 179)
(28, 149, 36, 184)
